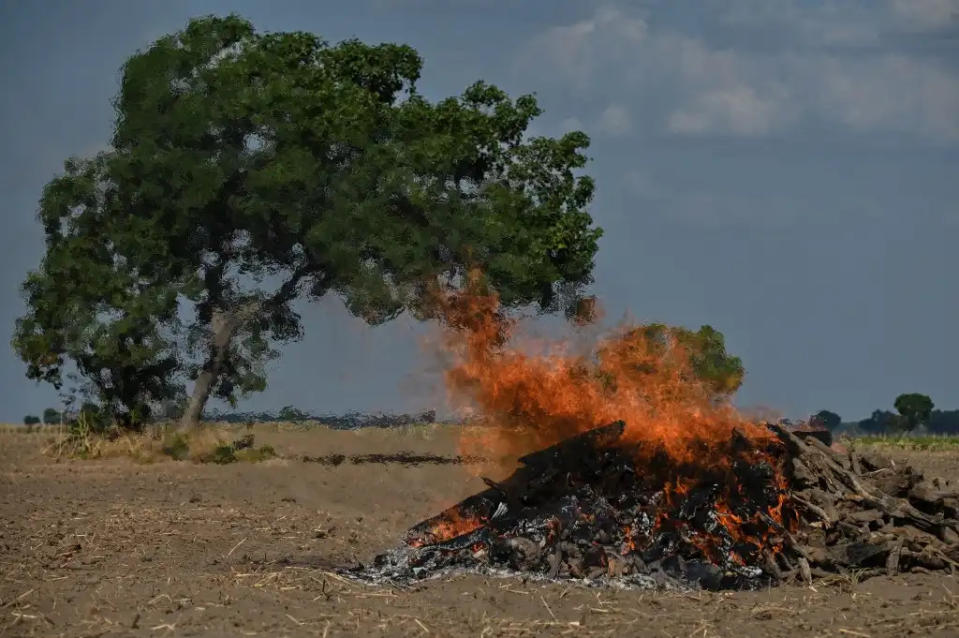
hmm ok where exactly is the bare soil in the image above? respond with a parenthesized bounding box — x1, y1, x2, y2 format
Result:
(2, 425, 958, 637)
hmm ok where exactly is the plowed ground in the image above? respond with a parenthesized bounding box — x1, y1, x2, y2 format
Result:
(2, 425, 957, 637)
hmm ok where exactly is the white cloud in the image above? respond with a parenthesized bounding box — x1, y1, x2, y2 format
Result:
(596, 104, 633, 135)
(815, 54, 959, 140)
(521, 4, 959, 143)
(667, 85, 787, 137)
(529, 6, 647, 91)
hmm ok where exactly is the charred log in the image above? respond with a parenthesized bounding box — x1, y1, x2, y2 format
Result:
(359, 421, 959, 590)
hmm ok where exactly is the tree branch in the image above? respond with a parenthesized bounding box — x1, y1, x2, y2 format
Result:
(263, 262, 312, 311)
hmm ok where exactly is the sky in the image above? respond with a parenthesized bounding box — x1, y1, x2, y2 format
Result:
(1, 0, 957, 423)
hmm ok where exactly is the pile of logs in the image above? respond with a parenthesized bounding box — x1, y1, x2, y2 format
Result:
(358, 421, 959, 589)
(772, 424, 959, 580)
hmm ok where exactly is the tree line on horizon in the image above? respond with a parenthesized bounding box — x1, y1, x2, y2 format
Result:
(21, 392, 956, 437)
(812, 392, 956, 435)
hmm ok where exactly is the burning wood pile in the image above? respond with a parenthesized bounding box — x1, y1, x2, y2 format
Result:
(356, 286, 959, 589)
(360, 421, 959, 590)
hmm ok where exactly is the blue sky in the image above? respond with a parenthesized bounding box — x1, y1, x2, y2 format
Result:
(1, 0, 957, 422)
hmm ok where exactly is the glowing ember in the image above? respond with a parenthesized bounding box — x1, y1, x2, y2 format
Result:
(408, 508, 485, 548)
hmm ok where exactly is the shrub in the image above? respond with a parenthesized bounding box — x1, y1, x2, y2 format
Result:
(210, 444, 237, 464)
(161, 433, 190, 461)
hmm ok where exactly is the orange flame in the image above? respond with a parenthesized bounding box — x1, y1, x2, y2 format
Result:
(430, 278, 790, 561)
(411, 508, 485, 547)
(436, 284, 774, 465)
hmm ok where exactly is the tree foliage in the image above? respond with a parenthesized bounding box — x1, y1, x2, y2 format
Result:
(278, 405, 308, 422)
(621, 323, 745, 398)
(811, 409, 841, 431)
(858, 409, 902, 434)
(676, 325, 744, 396)
(23, 415, 41, 426)
(894, 393, 934, 431)
(42, 408, 61, 425)
(12, 15, 601, 428)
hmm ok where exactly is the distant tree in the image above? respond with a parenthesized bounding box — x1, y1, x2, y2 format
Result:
(810, 410, 841, 431)
(42, 408, 60, 425)
(894, 393, 934, 432)
(278, 405, 308, 422)
(13, 15, 601, 431)
(23, 415, 41, 425)
(859, 409, 901, 434)
(928, 410, 959, 435)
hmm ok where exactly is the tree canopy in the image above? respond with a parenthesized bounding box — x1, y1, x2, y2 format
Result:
(613, 323, 745, 398)
(811, 409, 841, 431)
(810, 410, 842, 430)
(894, 393, 934, 431)
(675, 325, 744, 397)
(13, 15, 602, 428)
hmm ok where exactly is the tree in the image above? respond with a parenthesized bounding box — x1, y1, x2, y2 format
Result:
(278, 405, 308, 422)
(859, 409, 900, 434)
(929, 410, 959, 435)
(23, 415, 41, 426)
(42, 408, 61, 425)
(894, 393, 934, 432)
(811, 410, 841, 431)
(13, 15, 602, 429)
(676, 325, 744, 396)
(621, 324, 744, 397)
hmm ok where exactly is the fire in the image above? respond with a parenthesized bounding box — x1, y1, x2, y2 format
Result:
(426, 279, 791, 564)
(436, 284, 774, 466)
(409, 508, 484, 547)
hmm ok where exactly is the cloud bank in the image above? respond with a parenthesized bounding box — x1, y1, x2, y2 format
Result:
(521, 1, 959, 142)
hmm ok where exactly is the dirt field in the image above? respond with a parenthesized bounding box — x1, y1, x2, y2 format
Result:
(2, 425, 958, 637)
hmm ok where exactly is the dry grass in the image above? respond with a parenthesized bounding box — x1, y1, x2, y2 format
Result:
(36, 422, 276, 465)
(849, 434, 959, 452)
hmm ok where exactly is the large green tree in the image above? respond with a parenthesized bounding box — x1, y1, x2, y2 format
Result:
(13, 15, 602, 428)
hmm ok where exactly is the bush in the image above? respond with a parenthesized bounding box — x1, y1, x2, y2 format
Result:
(210, 444, 237, 464)
(23, 415, 40, 425)
(161, 433, 190, 461)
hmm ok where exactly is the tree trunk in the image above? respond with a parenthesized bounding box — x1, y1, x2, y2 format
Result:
(179, 309, 241, 430)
